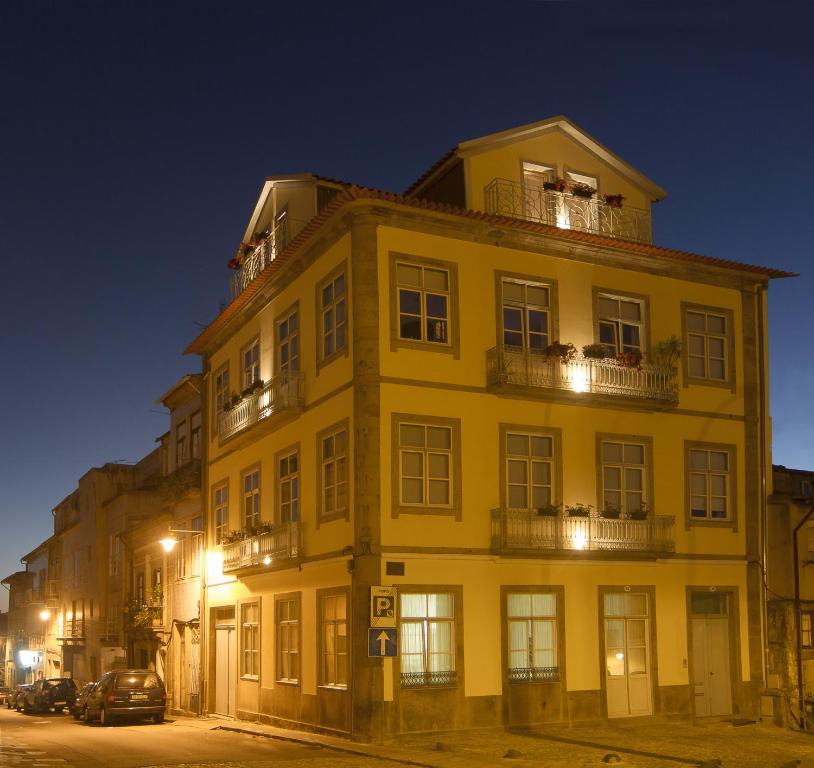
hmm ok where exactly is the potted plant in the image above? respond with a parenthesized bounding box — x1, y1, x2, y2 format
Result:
(227, 256, 242, 270)
(251, 378, 265, 392)
(535, 503, 561, 517)
(570, 182, 595, 198)
(615, 350, 643, 369)
(653, 336, 681, 372)
(582, 343, 607, 360)
(230, 393, 241, 406)
(543, 178, 567, 192)
(564, 503, 593, 518)
(604, 193, 625, 208)
(626, 502, 649, 521)
(600, 505, 622, 519)
(545, 341, 576, 363)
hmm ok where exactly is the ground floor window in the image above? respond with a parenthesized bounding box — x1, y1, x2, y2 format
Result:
(506, 592, 558, 682)
(320, 592, 348, 688)
(399, 592, 456, 687)
(241, 602, 259, 679)
(276, 595, 300, 683)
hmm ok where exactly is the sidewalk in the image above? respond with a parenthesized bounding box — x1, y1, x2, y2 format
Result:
(167, 713, 814, 767)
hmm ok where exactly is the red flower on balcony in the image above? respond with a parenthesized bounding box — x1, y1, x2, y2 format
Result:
(604, 193, 625, 208)
(227, 256, 242, 270)
(615, 350, 643, 369)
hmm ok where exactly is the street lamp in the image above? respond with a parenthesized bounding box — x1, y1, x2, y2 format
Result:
(159, 528, 189, 553)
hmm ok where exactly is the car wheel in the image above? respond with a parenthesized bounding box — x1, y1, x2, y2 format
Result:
(153, 712, 164, 724)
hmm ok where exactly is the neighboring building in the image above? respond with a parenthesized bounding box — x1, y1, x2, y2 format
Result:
(186, 116, 791, 738)
(0, 611, 8, 686)
(1, 570, 43, 685)
(766, 464, 814, 725)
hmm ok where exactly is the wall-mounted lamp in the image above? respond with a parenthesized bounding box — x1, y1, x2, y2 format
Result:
(159, 528, 190, 553)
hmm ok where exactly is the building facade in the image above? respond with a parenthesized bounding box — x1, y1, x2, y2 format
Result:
(187, 116, 790, 739)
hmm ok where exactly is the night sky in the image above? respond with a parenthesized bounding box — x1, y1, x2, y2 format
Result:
(1, 1, 812, 608)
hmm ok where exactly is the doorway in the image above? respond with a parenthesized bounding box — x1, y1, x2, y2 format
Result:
(690, 591, 733, 717)
(213, 607, 236, 717)
(603, 591, 653, 717)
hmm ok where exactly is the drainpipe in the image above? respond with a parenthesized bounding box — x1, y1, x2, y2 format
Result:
(793, 503, 814, 729)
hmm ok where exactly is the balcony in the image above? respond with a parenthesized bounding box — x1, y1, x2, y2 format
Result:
(484, 178, 652, 244)
(486, 346, 677, 408)
(230, 217, 302, 299)
(218, 372, 304, 442)
(222, 521, 301, 574)
(491, 509, 675, 556)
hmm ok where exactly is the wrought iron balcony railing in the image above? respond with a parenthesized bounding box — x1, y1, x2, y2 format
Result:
(400, 670, 457, 688)
(222, 521, 301, 574)
(491, 508, 675, 555)
(230, 217, 303, 299)
(484, 178, 652, 244)
(486, 346, 677, 405)
(218, 372, 304, 442)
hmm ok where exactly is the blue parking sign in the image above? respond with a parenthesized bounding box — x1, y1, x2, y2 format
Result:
(368, 627, 397, 657)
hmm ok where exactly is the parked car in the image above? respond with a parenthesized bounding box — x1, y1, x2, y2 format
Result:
(72, 682, 97, 721)
(0, 687, 10, 706)
(22, 678, 78, 714)
(10, 684, 32, 711)
(83, 670, 165, 725)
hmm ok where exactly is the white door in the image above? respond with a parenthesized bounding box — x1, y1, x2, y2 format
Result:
(604, 592, 652, 718)
(214, 616, 236, 717)
(691, 612, 732, 717)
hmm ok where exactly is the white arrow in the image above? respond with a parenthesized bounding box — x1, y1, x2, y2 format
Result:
(376, 630, 390, 655)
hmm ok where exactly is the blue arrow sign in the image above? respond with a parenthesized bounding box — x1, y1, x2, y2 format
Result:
(368, 627, 397, 657)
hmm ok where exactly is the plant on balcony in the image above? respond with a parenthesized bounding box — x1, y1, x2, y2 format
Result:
(570, 182, 595, 198)
(230, 393, 242, 406)
(653, 336, 681, 372)
(535, 503, 561, 517)
(625, 502, 649, 521)
(564, 503, 593, 518)
(251, 378, 264, 392)
(615, 350, 643, 369)
(604, 193, 625, 208)
(545, 341, 576, 363)
(227, 256, 242, 270)
(600, 505, 622, 519)
(542, 178, 567, 192)
(581, 343, 607, 360)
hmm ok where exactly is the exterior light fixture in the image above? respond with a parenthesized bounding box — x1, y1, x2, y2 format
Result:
(39, 609, 51, 622)
(159, 526, 191, 553)
(263, 556, 271, 566)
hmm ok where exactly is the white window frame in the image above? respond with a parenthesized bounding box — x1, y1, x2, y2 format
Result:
(320, 272, 347, 361)
(505, 431, 555, 512)
(597, 293, 644, 357)
(398, 423, 452, 508)
(396, 261, 451, 346)
(241, 602, 260, 679)
(689, 447, 731, 521)
(506, 592, 558, 683)
(242, 338, 260, 390)
(277, 309, 299, 374)
(278, 450, 299, 524)
(213, 484, 228, 545)
(320, 592, 348, 689)
(600, 440, 648, 516)
(242, 469, 261, 529)
(399, 592, 456, 687)
(321, 429, 348, 521)
(276, 596, 300, 684)
(500, 278, 551, 352)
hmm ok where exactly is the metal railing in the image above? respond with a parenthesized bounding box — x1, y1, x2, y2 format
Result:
(230, 218, 301, 298)
(508, 666, 560, 683)
(400, 670, 458, 688)
(491, 508, 675, 554)
(486, 346, 677, 404)
(484, 178, 652, 244)
(222, 521, 301, 573)
(218, 371, 305, 441)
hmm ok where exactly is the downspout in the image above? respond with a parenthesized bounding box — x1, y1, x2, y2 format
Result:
(793, 504, 814, 729)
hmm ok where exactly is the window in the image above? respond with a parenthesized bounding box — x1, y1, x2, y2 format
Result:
(152, 568, 162, 593)
(320, 426, 348, 522)
(505, 432, 554, 511)
(276, 595, 300, 683)
(320, 271, 347, 361)
(277, 309, 299, 374)
(241, 603, 260, 679)
(399, 424, 451, 507)
(501, 279, 550, 351)
(803, 612, 814, 649)
(108, 535, 121, 577)
(176, 420, 188, 467)
(190, 411, 201, 460)
(190, 516, 203, 577)
(136, 573, 145, 607)
(803, 480, 813, 498)
(277, 450, 299, 523)
(213, 484, 229, 544)
(396, 261, 450, 345)
(214, 365, 230, 422)
(683, 305, 733, 385)
(686, 443, 736, 524)
(597, 293, 645, 356)
(600, 439, 648, 516)
(400, 593, 456, 687)
(175, 522, 187, 579)
(242, 469, 260, 529)
(506, 592, 558, 682)
(242, 338, 260, 390)
(320, 592, 348, 688)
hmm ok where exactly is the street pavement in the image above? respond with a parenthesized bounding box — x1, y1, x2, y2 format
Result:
(5, 704, 814, 767)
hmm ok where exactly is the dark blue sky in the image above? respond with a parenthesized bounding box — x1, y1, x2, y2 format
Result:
(1, 1, 812, 606)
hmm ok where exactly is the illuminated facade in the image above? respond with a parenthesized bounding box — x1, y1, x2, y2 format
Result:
(187, 116, 789, 738)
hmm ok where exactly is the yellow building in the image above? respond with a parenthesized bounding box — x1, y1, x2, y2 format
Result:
(186, 116, 792, 739)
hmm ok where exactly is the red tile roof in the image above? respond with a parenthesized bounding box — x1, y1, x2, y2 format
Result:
(185, 185, 796, 355)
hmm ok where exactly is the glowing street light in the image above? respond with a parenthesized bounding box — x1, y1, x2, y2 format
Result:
(39, 609, 51, 622)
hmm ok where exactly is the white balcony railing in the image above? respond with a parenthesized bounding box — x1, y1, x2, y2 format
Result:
(491, 509, 675, 554)
(222, 522, 301, 574)
(484, 178, 652, 244)
(486, 346, 677, 405)
(217, 372, 304, 442)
